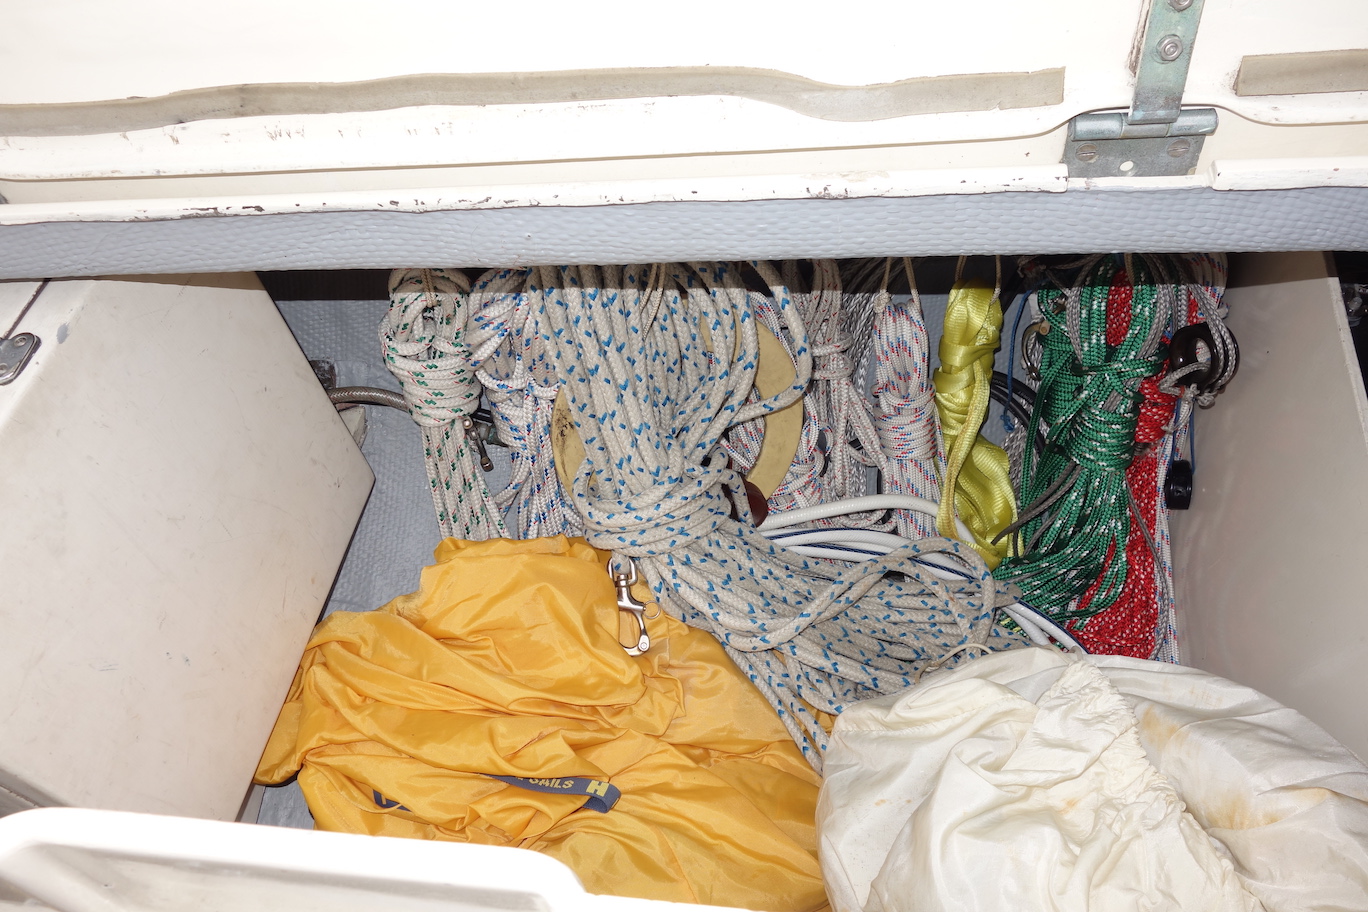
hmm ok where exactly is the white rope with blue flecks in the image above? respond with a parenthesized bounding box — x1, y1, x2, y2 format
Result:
(466, 267, 582, 538)
(533, 260, 1020, 768)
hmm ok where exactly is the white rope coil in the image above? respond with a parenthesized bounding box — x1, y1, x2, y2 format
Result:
(382, 268, 506, 540)
(1152, 252, 1231, 662)
(466, 267, 582, 538)
(533, 261, 1021, 768)
(872, 258, 944, 538)
(793, 260, 890, 521)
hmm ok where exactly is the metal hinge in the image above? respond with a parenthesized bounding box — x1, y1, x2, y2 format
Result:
(1064, 0, 1216, 178)
(0, 332, 40, 385)
(1066, 108, 1216, 178)
(0, 279, 49, 385)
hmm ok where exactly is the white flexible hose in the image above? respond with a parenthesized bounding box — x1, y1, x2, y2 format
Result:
(767, 527, 1082, 653)
(764, 528, 916, 550)
(782, 544, 887, 561)
(760, 494, 974, 542)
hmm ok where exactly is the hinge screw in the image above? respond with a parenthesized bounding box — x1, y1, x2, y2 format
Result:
(1158, 35, 1185, 61)
(1074, 143, 1099, 163)
(1167, 138, 1192, 157)
(1169, 0, 1193, 9)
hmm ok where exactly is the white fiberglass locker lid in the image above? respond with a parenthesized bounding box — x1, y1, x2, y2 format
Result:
(1, 0, 1368, 276)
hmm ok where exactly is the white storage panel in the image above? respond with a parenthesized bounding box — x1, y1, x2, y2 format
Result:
(0, 275, 374, 822)
(1176, 252, 1368, 751)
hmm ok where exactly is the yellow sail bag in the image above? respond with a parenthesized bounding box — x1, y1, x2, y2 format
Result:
(257, 535, 826, 912)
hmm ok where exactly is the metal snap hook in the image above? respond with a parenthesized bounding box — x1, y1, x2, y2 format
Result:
(1022, 320, 1051, 382)
(611, 559, 652, 656)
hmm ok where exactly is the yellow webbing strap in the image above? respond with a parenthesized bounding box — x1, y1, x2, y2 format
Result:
(933, 280, 1017, 567)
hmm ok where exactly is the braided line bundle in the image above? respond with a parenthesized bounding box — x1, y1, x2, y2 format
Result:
(1073, 254, 1231, 658)
(1148, 252, 1231, 660)
(466, 267, 581, 538)
(382, 268, 506, 540)
(995, 254, 1232, 658)
(754, 260, 890, 527)
(1080, 371, 1176, 656)
(997, 255, 1176, 619)
(871, 258, 944, 538)
(533, 261, 1017, 767)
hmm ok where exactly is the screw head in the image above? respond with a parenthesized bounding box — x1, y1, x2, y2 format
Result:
(1167, 138, 1193, 157)
(0, 364, 10, 373)
(13, 336, 26, 347)
(1169, 0, 1194, 9)
(1075, 143, 1099, 163)
(1158, 35, 1185, 61)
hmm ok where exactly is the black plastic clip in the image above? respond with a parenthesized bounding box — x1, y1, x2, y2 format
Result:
(1165, 459, 1194, 510)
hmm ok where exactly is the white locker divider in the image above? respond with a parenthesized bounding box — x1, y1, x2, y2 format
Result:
(0, 275, 373, 822)
(1175, 251, 1368, 753)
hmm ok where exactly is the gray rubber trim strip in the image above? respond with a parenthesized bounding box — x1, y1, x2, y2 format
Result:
(1236, 49, 1368, 97)
(1, 186, 1366, 280)
(0, 67, 1066, 137)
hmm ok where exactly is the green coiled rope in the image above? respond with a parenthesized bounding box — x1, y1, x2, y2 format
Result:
(997, 255, 1171, 621)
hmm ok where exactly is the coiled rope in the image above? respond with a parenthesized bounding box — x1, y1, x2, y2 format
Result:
(1144, 253, 1231, 660)
(533, 261, 1020, 768)
(770, 260, 889, 522)
(465, 267, 582, 538)
(382, 268, 506, 540)
(871, 258, 943, 538)
(993, 254, 1232, 659)
(1085, 370, 1175, 657)
(997, 254, 1176, 623)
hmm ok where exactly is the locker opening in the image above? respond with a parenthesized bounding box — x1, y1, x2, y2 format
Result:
(1, 251, 1366, 912)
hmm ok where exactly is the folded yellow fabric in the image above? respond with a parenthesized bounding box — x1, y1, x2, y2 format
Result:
(257, 535, 827, 911)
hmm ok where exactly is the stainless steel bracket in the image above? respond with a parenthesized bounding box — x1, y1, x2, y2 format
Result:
(1131, 0, 1207, 124)
(0, 333, 39, 385)
(1064, 0, 1213, 178)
